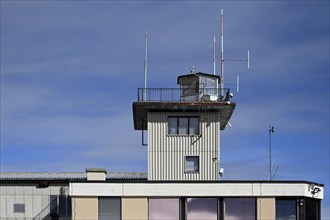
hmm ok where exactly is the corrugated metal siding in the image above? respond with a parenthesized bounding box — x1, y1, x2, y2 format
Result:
(148, 112, 220, 181)
(0, 172, 147, 181)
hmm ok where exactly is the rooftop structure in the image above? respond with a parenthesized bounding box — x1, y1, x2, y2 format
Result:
(133, 72, 235, 181)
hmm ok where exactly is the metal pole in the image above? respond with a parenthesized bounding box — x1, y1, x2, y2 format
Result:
(220, 9, 224, 98)
(269, 126, 274, 180)
(213, 36, 216, 75)
(143, 31, 148, 101)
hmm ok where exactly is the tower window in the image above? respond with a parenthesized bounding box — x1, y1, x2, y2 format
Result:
(13, 204, 25, 213)
(275, 199, 297, 220)
(185, 156, 199, 172)
(168, 116, 199, 135)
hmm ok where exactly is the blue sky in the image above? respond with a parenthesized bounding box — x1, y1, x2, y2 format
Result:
(1, 0, 329, 218)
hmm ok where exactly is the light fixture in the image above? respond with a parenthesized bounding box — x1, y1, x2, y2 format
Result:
(224, 89, 233, 103)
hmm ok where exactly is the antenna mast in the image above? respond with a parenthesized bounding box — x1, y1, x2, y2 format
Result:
(213, 36, 216, 75)
(143, 30, 148, 101)
(220, 9, 224, 97)
(218, 9, 250, 96)
(269, 126, 275, 180)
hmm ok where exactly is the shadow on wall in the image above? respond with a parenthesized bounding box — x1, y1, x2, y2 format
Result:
(33, 194, 71, 220)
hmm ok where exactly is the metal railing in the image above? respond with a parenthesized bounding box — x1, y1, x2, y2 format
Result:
(137, 88, 229, 102)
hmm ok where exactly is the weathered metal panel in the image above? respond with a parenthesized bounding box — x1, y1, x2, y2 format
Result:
(148, 112, 220, 181)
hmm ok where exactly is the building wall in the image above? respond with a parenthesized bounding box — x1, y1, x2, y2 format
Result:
(69, 195, 320, 220)
(257, 197, 275, 220)
(148, 112, 220, 181)
(72, 197, 98, 220)
(70, 182, 324, 199)
(122, 197, 148, 220)
(0, 184, 70, 219)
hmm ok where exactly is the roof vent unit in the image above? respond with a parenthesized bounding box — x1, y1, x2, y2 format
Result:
(177, 72, 220, 102)
(85, 168, 107, 181)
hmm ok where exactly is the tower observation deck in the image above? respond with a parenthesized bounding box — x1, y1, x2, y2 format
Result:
(133, 72, 235, 131)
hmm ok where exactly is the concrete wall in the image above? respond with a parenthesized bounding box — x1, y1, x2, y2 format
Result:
(72, 197, 98, 220)
(70, 182, 324, 199)
(122, 197, 148, 220)
(148, 112, 220, 181)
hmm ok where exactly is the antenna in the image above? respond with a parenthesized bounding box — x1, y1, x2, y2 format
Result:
(219, 9, 250, 97)
(143, 30, 148, 101)
(213, 36, 216, 75)
(220, 9, 224, 97)
(269, 126, 275, 180)
(141, 31, 149, 146)
(247, 50, 250, 69)
(236, 75, 239, 92)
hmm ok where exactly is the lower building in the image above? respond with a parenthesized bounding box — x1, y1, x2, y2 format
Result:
(0, 169, 323, 220)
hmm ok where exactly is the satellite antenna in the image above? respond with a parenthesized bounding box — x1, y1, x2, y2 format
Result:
(219, 9, 250, 97)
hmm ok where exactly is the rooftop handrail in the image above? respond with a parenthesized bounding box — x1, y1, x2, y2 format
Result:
(137, 88, 229, 102)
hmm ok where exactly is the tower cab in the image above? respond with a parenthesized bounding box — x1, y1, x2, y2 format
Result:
(178, 72, 220, 102)
(133, 72, 235, 181)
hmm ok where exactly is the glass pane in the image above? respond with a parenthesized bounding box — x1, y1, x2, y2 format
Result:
(276, 199, 296, 220)
(187, 198, 217, 220)
(13, 204, 25, 213)
(189, 117, 199, 135)
(59, 195, 66, 214)
(186, 156, 199, 172)
(205, 78, 216, 88)
(149, 198, 180, 220)
(179, 117, 188, 135)
(50, 195, 58, 214)
(224, 198, 256, 220)
(168, 117, 177, 135)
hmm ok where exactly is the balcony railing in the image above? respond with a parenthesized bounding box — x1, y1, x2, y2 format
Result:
(137, 88, 230, 102)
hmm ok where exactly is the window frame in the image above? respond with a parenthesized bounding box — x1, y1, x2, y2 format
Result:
(185, 156, 200, 173)
(13, 203, 25, 213)
(168, 116, 200, 136)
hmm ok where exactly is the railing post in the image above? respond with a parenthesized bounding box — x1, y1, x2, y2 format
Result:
(138, 88, 140, 101)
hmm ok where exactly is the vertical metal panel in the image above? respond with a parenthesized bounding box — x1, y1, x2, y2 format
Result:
(148, 111, 221, 181)
(98, 197, 121, 220)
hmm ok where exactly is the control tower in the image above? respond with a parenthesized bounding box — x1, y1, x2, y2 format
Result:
(133, 72, 235, 181)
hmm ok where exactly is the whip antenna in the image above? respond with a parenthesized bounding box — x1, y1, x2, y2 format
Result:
(143, 30, 148, 101)
(220, 9, 225, 97)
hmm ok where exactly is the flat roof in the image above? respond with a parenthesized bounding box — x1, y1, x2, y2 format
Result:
(177, 72, 220, 84)
(133, 101, 236, 130)
(0, 172, 323, 187)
